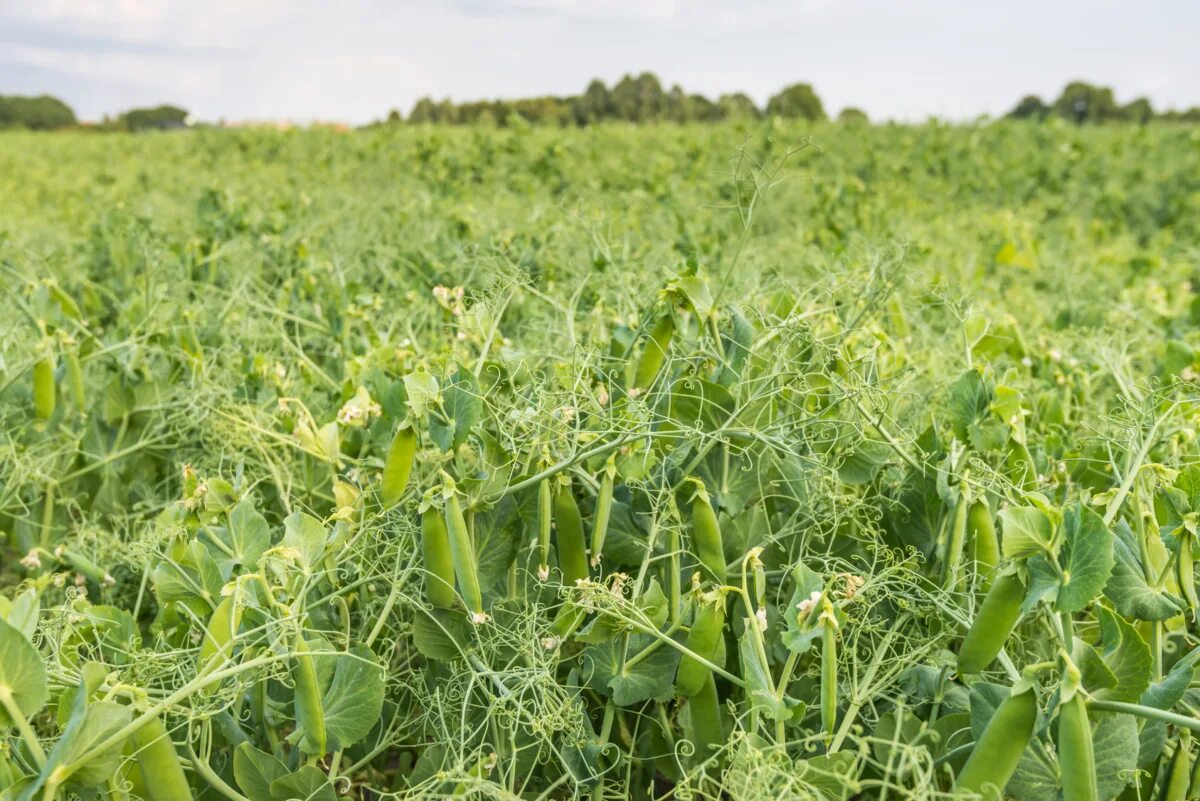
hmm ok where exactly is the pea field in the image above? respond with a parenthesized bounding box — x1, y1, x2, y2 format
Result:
(2, 120, 1200, 801)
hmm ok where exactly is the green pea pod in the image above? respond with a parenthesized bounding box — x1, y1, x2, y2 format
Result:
(554, 482, 589, 587)
(1177, 538, 1198, 624)
(954, 687, 1037, 801)
(198, 591, 242, 669)
(422, 508, 457, 609)
(537, 477, 553, 580)
(1162, 732, 1192, 801)
(33, 356, 55, 421)
(968, 499, 1000, 588)
(130, 715, 194, 801)
(632, 312, 674, 390)
(688, 478, 726, 583)
(380, 425, 417, 507)
(674, 590, 726, 697)
(958, 570, 1026, 674)
(684, 672, 723, 767)
(65, 351, 86, 416)
(821, 618, 838, 737)
(444, 480, 487, 622)
(942, 494, 969, 589)
(57, 547, 114, 586)
(1058, 694, 1097, 801)
(589, 458, 615, 568)
(293, 634, 327, 756)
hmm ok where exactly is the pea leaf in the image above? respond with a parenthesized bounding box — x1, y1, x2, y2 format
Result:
(946, 369, 991, 442)
(233, 743, 288, 801)
(1005, 741, 1059, 801)
(583, 634, 678, 706)
(1136, 652, 1198, 767)
(607, 640, 679, 706)
(403, 369, 440, 417)
(1055, 503, 1114, 613)
(1104, 520, 1186, 621)
(281, 511, 327, 573)
(666, 377, 736, 433)
(1093, 605, 1152, 703)
(428, 368, 481, 452)
(999, 506, 1054, 560)
(411, 609, 472, 660)
(227, 498, 272, 571)
(837, 441, 891, 485)
(783, 563, 826, 654)
(1, 588, 40, 640)
(739, 632, 790, 721)
(0, 617, 48, 725)
(797, 751, 860, 801)
(269, 765, 337, 801)
(321, 646, 386, 750)
(1091, 712, 1139, 801)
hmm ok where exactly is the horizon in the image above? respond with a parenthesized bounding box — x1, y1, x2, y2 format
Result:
(2, 1, 1197, 125)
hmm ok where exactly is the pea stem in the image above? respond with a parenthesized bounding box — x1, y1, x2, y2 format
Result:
(1087, 699, 1200, 733)
(0, 686, 47, 767)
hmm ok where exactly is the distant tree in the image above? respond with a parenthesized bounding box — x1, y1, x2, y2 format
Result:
(1120, 97, 1154, 124)
(386, 109, 402, 124)
(119, 105, 189, 131)
(765, 83, 826, 120)
(572, 79, 612, 125)
(1051, 82, 1119, 124)
(837, 107, 869, 124)
(408, 98, 438, 123)
(717, 93, 760, 119)
(610, 72, 667, 122)
(0, 95, 77, 129)
(1007, 95, 1050, 120)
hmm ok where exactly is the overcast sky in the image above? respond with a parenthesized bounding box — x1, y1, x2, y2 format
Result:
(1, 0, 1196, 124)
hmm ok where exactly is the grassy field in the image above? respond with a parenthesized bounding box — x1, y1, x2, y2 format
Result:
(2, 121, 1200, 801)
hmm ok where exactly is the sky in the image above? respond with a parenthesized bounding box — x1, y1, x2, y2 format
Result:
(1, 0, 1197, 124)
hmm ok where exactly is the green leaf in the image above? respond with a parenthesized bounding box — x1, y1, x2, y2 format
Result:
(1137, 654, 1197, 767)
(403, 369, 440, 417)
(1104, 520, 1186, 621)
(1056, 503, 1114, 613)
(233, 743, 288, 801)
(999, 506, 1054, 560)
(1073, 642, 1117, 695)
(666, 377, 736, 433)
(837, 441, 891, 485)
(0, 618, 48, 726)
(411, 609, 472, 660)
(607, 641, 679, 706)
(583, 635, 677, 706)
(428, 368, 481, 452)
(797, 751, 860, 801)
(738, 632, 790, 721)
(782, 563, 826, 654)
(1005, 740, 1059, 801)
(281, 511, 327, 573)
(228, 498, 271, 571)
(269, 765, 337, 801)
(35, 700, 132, 791)
(322, 646, 385, 750)
(946, 369, 991, 442)
(1091, 712, 1139, 801)
(1093, 605, 1152, 703)
(1, 588, 40, 641)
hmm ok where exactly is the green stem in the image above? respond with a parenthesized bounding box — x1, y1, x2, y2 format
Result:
(1087, 699, 1200, 733)
(0, 687, 47, 767)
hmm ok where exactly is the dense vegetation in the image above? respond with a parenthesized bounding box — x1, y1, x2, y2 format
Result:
(2, 119, 1200, 801)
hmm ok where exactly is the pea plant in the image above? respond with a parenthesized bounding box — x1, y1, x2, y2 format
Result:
(2, 122, 1200, 801)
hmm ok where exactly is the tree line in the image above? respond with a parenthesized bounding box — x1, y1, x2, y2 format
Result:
(2, 78, 1197, 131)
(0, 100, 187, 131)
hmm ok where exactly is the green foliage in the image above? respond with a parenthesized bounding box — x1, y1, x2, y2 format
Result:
(1, 120, 1199, 801)
(766, 82, 826, 120)
(0, 94, 76, 130)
